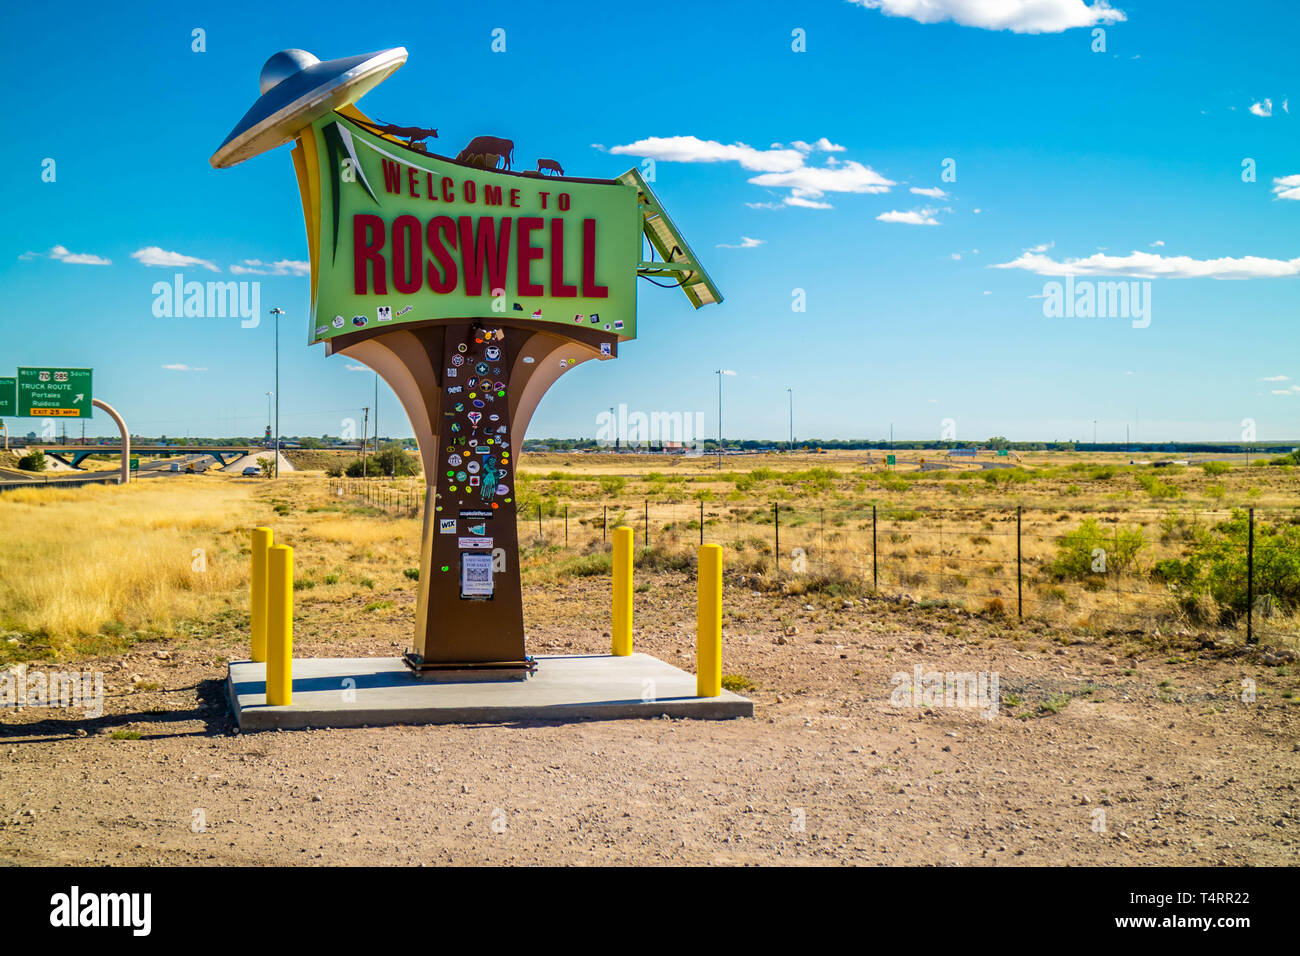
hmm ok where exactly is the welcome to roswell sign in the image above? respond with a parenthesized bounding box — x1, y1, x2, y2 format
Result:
(303, 113, 640, 346)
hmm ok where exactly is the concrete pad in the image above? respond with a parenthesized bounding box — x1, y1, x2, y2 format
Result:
(226, 653, 752, 730)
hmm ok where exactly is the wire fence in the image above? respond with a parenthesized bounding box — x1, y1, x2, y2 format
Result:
(331, 478, 1300, 647)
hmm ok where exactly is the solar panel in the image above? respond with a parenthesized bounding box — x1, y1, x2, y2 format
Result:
(617, 167, 724, 310)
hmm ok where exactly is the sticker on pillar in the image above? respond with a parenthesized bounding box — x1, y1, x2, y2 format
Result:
(467, 411, 481, 426)
(439, 519, 456, 534)
(531, 309, 543, 319)
(600, 342, 611, 356)
(459, 537, 493, 549)
(460, 552, 494, 600)
(523, 356, 535, 364)
(614, 320, 624, 330)
(452, 355, 464, 367)
(474, 362, 489, 375)
(352, 315, 368, 327)
(461, 509, 493, 520)
(377, 306, 392, 322)
(446, 367, 457, 378)
(448, 453, 462, 466)
(512, 303, 524, 311)
(485, 346, 501, 361)
(468, 476, 480, 487)
(332, 315, 345, 329)
(480, 458, 501, 501)
(467, 522, 486, 535)
(574, 314, 584, 323)
(467, 460, 481, 474)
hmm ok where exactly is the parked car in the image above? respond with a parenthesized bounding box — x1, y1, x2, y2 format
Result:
(241, 466, 260, 477)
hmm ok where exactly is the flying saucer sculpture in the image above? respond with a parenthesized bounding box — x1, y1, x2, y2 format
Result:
(211, 47, 407, 169)
(212, 48, 721, 674)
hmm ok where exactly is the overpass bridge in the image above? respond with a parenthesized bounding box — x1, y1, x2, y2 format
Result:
(25, 445, 261, 468)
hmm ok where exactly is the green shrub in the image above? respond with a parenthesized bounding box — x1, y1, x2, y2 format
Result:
(1051, 518, 1145, 579)
(1151, 509, 1300, 622)
(17, 449, 47, 472)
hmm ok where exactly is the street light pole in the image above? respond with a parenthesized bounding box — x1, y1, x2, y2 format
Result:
(361, 406, 369, 479)
(714, 369, 735, 469)
(787, 387, 793, 452)
(270, 307, 285, 478)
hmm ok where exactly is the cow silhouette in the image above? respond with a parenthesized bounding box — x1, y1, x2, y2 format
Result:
(456, 136, 514, 170)
(537, 159, 564, 176)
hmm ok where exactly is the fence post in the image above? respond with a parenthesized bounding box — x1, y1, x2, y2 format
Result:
(696, 543, 723, 698)
(603, 505, 607, 542)
(699, 499, 704, 546)
(644, 499, 649, 548)
(773, 501, 780, 576)
(266, 543, 293, 706)
(538, 501, 543, 543)
(612, 526, 633, 656)
(872, 505, 877, 591)
(1016, 505, 1023, 621)
(1247, 507, 1255, 644)
(564, 503, 569, 548)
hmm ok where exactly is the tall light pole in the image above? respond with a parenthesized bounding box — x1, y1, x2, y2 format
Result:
(361, 406, 369, 479)
(265, 391, 273, 442)
(374, 372, 380, 456)
(715, 369, 735, 469)
(270, 307, 285, 477)
(787, 387, 793, 452)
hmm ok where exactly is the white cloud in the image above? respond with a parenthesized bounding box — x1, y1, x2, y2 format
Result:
(1026, 241, 1054, 253)
(782, 196, 835, 210)
(716, 237, 764, 249)
(1150, 239, 1165, 247)
(1271, 389, 1294, 396)
(611, 134, 893, 210)
(749, 160, 895, 201)
(1271, 174, 1300, 201)
(910, 185, 948, 198)
(992, 249, 1300, 279)
(1261, 375, 1291, 382)
(849, 0, 1125, 34)
(792, 137, 846, 153)
(610, 136, 805, 172)
(161, 363, 207, 371)
(19, 244, 111, 265)
(1250, 98, 1273, 117)
(230, 258, 311, 276)
(877, 207, 940, 225)
(131, 246, 219, 272)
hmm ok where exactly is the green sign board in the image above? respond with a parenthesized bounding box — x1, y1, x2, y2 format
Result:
(306, 114, 640, 346)
(129, 457, 140, 471)
(886, 454, 896, 466)
(997, 448, 1009, 456)
(0, 377, 15, 416)
(17, 367, 92, 418)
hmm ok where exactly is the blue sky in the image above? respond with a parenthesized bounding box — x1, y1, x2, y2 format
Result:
(2, 0, 1297, 443)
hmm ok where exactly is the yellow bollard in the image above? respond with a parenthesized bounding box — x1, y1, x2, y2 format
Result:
(611, 525, 633, 656)
(696, 544, 723, 697)
(250, 527, 272, 662)
(266, 544, 293, 706)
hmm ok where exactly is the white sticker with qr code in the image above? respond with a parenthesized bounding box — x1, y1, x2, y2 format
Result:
(460, 552, 494, 598)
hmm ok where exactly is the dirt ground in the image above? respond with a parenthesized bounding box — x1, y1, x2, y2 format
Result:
(2, 570, 1297, 867)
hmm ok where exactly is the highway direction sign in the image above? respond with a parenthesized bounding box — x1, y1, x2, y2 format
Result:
(0, 377, 15, 416)
(17, 367, 92, 417)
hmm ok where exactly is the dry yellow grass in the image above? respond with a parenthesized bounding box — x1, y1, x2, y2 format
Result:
(0, 478, 258, 656)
